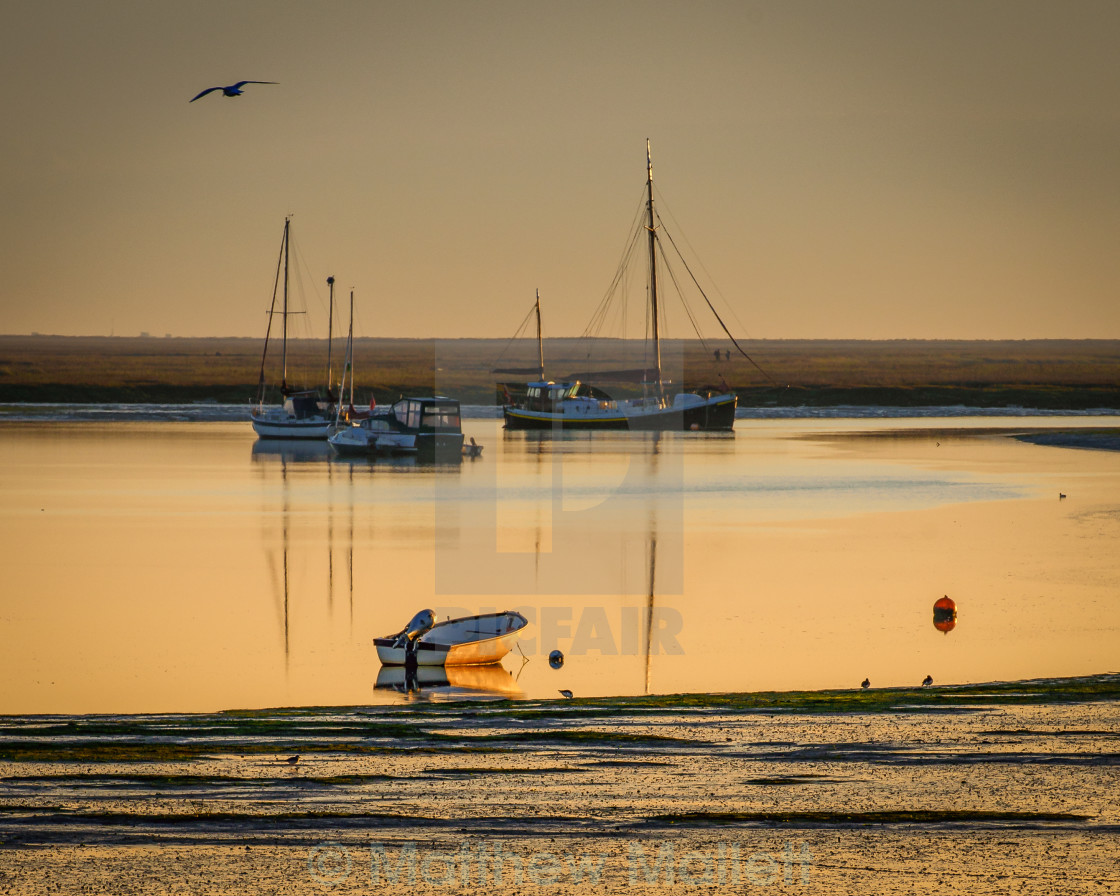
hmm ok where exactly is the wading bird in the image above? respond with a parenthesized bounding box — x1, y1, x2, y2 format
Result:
(860, 678, 870, 690)
(190, 80, 277, 102)
(922, 675, 933, 688)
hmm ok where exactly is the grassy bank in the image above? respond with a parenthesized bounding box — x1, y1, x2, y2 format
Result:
(2, 335, 1118, 408)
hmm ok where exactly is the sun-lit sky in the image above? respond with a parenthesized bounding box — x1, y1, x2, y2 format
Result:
(2, 1, 1119, 340)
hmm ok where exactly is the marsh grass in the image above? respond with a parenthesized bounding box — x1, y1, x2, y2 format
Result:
(2, 335, 1118, 407)
(3, 675, 1117, 767)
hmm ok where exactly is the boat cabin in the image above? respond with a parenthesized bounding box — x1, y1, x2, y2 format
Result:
(285, 390, 329, 419)
(523, 381, 577, 412)
(390, 397, 462, 433)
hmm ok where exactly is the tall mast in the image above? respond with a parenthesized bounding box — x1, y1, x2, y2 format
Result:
(347, 289, 355, 410)
(281, 217, 290, 394)
(326, 275, 335, 399)
(535, 289, 544, 381)
(645, 140, 663, 394)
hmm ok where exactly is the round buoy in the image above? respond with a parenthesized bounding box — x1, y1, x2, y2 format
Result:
(933, 595, 957, 633)
(548, 649, 564, 669)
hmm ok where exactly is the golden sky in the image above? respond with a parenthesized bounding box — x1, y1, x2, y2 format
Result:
(2, 0, 1118, 339)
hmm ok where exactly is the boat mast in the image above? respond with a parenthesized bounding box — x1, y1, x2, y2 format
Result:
(645, 140, 663, 396)
(255, 221, 286, 407)
(326, 275, 335, 400)
(281, 217, 290, 395)
(347, 289, 355, 410)
(535, 289, 544, 381)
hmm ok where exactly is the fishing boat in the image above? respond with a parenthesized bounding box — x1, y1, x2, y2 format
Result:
(374, 609, 529, 667)
(250, 218, 337, 439)
(329, 396, 465, 460)
(497, 142, 743, 432)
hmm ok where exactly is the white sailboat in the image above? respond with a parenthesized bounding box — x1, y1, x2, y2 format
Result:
(251, 218, 337, 439)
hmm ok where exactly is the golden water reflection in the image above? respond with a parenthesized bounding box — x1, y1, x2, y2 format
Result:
(1, 417, 1118, 713)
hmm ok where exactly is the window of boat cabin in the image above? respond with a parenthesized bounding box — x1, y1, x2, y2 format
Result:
(421, 403, 461, 431)
(390, 399, 420, 429)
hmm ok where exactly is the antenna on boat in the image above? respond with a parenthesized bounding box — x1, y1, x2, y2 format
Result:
(347, 289, 355, 412)
(535, 289, 544, 382)
(326, 276, 335, 402)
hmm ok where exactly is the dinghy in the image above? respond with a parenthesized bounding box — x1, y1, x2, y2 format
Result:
(374, 610, 528, 666)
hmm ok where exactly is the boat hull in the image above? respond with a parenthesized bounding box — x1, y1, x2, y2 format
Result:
(375, 611, 527, 666)
(503, 393, 736, 432)
(251, 412, 333, 440)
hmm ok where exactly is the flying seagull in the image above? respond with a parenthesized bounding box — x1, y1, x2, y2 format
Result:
(190, 80, 277, 102)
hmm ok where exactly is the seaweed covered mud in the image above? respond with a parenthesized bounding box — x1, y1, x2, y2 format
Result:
(2, 674, 1119, 894)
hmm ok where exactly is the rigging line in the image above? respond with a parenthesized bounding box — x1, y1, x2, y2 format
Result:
(490, 301, 540, 369)
(655, 236, 712, 357)
(256, 225, 287, 397)
(660, 216, 779, 386)
(580, 188, 648, 340)
(581, 217, 644, 340)
(653, 184, 755, 339)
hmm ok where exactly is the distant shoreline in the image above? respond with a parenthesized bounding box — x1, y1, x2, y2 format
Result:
(2, 335, 1118, 409)
(3, 384, 1120, 411)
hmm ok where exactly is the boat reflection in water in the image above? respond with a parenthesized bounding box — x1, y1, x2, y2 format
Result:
(250, 439, 332, 463)
(375, 663, 524, 701)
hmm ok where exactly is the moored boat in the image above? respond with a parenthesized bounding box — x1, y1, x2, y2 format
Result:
(250, 218, 337, 440)
(497, 142, 745, 432)
(375, 610, 529, 667)
(329, 396, 465, 461)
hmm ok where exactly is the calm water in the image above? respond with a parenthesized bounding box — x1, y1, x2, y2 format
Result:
(1, 416, 1118, 713)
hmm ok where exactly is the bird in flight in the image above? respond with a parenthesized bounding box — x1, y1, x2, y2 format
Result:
(190, 80, 277, 102)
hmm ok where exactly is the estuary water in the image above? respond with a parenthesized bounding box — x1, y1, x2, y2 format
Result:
(1, 414, 1118, 713)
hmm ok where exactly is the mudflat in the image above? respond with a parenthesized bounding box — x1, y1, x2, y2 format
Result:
(2, 335, 1119, 407)
(1, 676, 1118, 894)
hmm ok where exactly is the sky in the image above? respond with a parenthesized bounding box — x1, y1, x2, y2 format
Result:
(2, 0, 1119, 340)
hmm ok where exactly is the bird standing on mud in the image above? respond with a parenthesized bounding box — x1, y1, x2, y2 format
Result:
(860, 678, 870, 690)
(922, 675, 934, 688)
(190, 80, 277, 102)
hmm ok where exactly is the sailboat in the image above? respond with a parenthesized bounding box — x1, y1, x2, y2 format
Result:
(250, 217, 337, 439)
(498, 142, 738, 431)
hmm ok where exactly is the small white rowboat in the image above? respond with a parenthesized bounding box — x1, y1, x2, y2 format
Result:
(374, 610, 529, 667)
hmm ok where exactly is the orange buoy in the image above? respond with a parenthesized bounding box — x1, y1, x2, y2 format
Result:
(933, 595, 957, 633)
